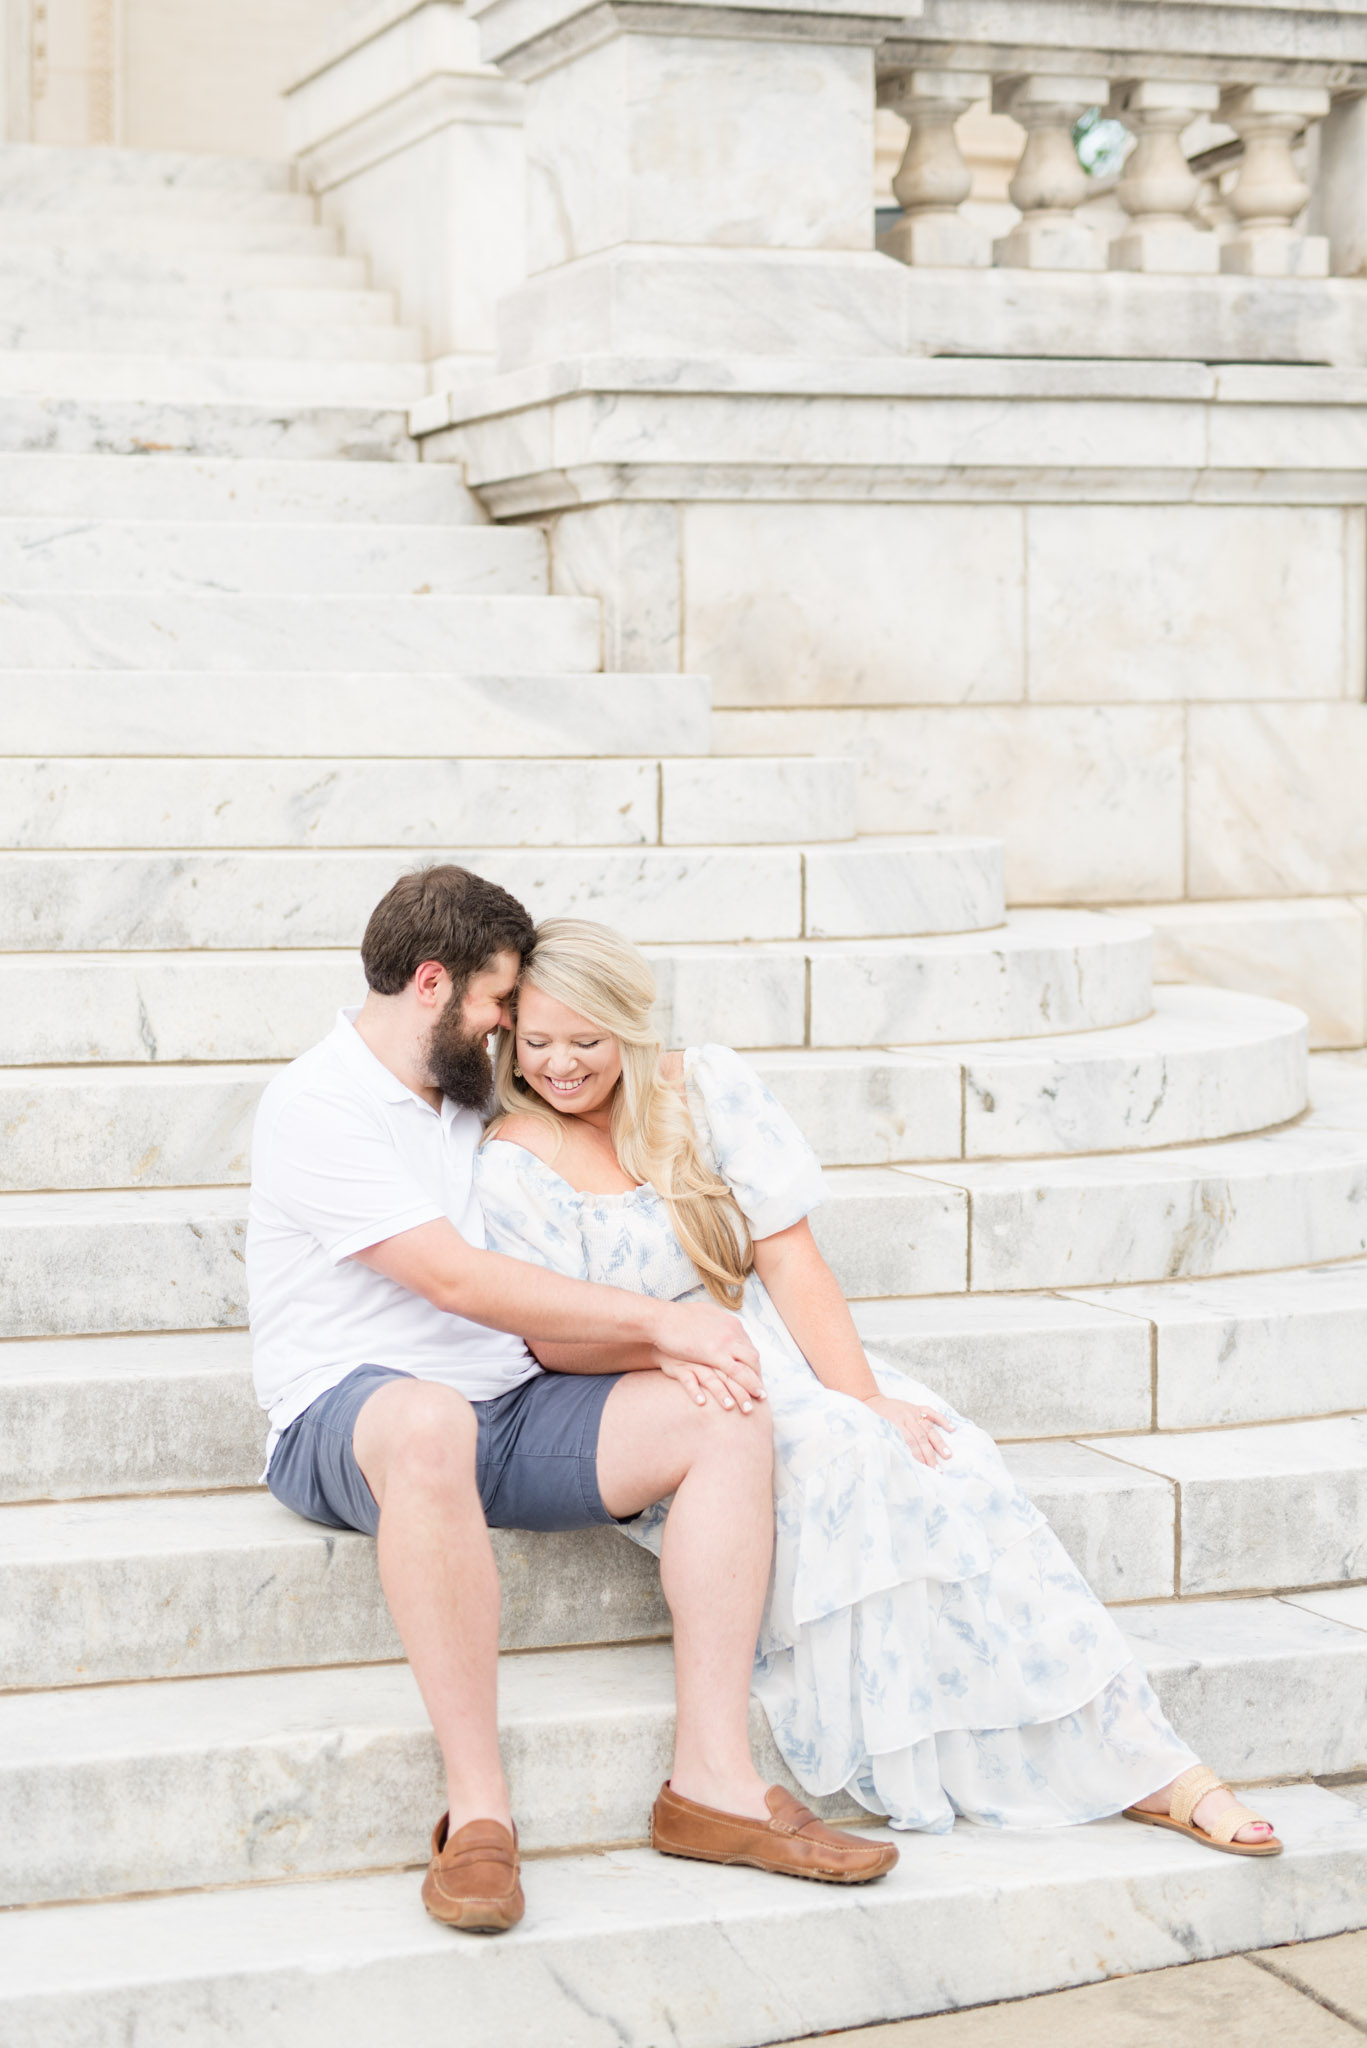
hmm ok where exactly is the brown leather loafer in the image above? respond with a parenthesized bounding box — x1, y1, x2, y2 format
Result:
(651, 1781, 898, 1885)
(420, 1812, 525, 1932)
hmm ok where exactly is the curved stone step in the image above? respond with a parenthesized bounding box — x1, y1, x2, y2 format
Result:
(0, 246, 369, 288)
(1, 1787, 1361, 2048)
(0, 591, 602, 673)
(0, 671, 709, 758)
(0, 992, 1302, 1193)
(0, 756, 854, 852)
(0, 145, 299, 204)
(908, 1095, 1367, 1291)
(0, 913, 1146, 1066)
(0, 453, 482, 524)
(0, 393, 415, 460)
(0, 280, 395, 324)
(0, 350, 428, 402)
(0, 840, 999, 953)
(0, 319, 428, 361)
(0, 214, 342, 255)
(10, 1252, 1367, 1507)
(0, 518, 548, 596)
(3, 1608, 1365, 1909)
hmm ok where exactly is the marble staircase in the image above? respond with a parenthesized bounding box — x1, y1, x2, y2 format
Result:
(1, 140, 1365, 2044)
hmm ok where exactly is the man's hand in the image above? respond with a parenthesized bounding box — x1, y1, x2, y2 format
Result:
(650, 1298, 764, 1413)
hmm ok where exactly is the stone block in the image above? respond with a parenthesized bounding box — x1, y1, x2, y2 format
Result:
(925, 1123, 1367, 1293)
(684, 502, 1025, 709)
(0, 391, 417, 461)
(813, 1168, 967, 1298)
(1141, 900, 1367, 1050)
(1068, 1260, 1367, 1431)
(807, 912, 1153, 1047)
(803, 836, 1004, 938)
(1026, 505, 1352, 702)
(1000, 1441, 1174, 1602)
(1188, 704, 1367, 898)
(852, 1293, 1151, 1439)
(712, 704, 1185, 905)
(550, 502, 682, 674)
(0, 452, 481, 525)
(644, 946, 807, 1050)
(1123, 1597, 1367, 1780)
(0, 1334, 263, 1503)
(1086, 1416, 1367, 1597)
(747, 1050, 961, 1167)
(0, 1188, 248, 1339)
(661, 758, 856, 847)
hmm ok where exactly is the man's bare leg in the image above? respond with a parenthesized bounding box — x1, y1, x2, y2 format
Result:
(596, 1371, 775, 1820)
(353, 1377, 511, 1833)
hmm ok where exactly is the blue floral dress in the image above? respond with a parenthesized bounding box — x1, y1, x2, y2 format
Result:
(473, 1044, 1197, 1833)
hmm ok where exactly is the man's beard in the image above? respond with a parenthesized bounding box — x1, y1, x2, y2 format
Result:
(424, 990, 495, 1112)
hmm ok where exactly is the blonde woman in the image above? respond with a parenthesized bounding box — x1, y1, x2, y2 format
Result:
(472, 918, 1281, 1856)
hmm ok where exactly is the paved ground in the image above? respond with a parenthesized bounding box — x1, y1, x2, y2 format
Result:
(786, 1933, 1367, 2044)
(775, 1776, 1367, 2046)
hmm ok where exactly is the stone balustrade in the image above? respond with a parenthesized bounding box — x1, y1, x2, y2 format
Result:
(878, 63, 1341, 278)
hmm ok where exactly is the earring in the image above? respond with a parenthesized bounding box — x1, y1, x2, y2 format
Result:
(512, 1064, 523, 1079)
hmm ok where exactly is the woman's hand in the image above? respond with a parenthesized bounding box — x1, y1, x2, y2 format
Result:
(863, 1394, 954, 1468)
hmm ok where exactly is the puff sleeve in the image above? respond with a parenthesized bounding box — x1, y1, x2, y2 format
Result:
(685, 1043, 825, 1241)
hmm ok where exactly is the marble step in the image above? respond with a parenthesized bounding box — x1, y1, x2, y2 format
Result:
(0, 518, 547, 596)
(0, 840, 1001, 954)
(0, 144, 298, 202)
(0, 592, 601, 674)
(0, 756, 855, 856)
(1, 1786, 1362, 2048)
(0, 244, 369, 287)
(10, 1254, 1367, 1508)
(858, 1259, 1367, 1438)
(0, 278, 394, 325)
(1078, 1414, 1367, 1598)
(0, 991, 1302, 1195)
(0, 914, 1150, 1067)
(0, 318, 427, 362)
(0, 453, 483, 523)
(910, 1065, 1367, 1290)
(0, 671, 709, 759)
(0, 213, 341, 255)
(2, 1609, 1364, 1910)
(0, 351, 429, 403)
(0, 393, 416, 461)
(0, 1160, 963, 1336)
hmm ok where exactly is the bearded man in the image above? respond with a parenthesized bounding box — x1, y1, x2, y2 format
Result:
(246, 865, 892, 1937)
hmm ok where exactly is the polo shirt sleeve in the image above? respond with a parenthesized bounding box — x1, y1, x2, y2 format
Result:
(263, 1084, 446, 1265)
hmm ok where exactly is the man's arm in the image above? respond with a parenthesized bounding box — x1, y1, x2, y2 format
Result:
(353, 1218, 763, 1407)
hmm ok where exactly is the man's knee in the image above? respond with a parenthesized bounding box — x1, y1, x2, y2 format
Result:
(356, 1378, 478, 1503)
(687, 1388, 774, 1472)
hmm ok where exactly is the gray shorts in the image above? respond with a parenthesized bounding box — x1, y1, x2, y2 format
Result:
(266, 1364, 626, 1538)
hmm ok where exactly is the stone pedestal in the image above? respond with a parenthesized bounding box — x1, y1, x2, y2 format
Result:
(470, 0, 913, 361)
(286, 0, 526, 387)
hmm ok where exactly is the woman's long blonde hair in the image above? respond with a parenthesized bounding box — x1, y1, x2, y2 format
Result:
(486, 918, 753, 1307)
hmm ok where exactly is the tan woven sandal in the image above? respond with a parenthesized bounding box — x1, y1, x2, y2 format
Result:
(1124, 1764, 1282, 1857)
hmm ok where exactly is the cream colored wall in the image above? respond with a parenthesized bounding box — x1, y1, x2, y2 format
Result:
(120, 0, 336, 155)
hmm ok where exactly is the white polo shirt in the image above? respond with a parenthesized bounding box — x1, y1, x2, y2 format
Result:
(247, 1008, 540, 1453)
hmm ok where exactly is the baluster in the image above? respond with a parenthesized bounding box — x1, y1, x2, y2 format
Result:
(1219, 84, 1331, 276)
(992, 74, 1109, 270)
(880, 70, 991, 268)
(1109, 80, 1220, 273)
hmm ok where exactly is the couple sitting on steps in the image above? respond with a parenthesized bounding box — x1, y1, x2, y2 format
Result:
(247, 864, 1281, 1935)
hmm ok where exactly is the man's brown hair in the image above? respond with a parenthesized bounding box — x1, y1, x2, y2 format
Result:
(360, 865, 536, 996)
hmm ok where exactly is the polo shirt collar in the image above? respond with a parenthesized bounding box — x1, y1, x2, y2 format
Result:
(331, 1007, 439, 1113)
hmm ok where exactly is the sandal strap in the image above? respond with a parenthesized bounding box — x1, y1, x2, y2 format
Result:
(1169, 1764, 1224, 1829)
(1206, 1799, 1270, 1846)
